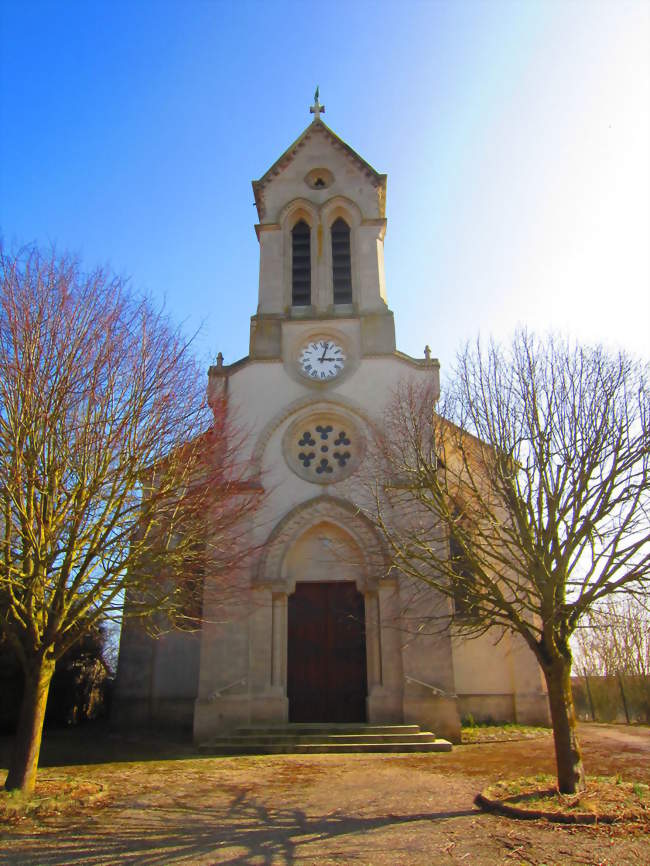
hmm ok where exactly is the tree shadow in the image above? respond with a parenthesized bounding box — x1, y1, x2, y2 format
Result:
(0, 725, 199, 769)
(4, 785, 479, 865)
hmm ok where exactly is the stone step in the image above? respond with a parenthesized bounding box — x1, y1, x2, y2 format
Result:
(233, 724, 423, 736)
(198, 740, 453, 755)
(198, 723, 453, 755)
(204, 732, 440, 746)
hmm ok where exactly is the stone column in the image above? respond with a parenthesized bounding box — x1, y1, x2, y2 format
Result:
(256, 224, 283, 314)
(357, 219, 387, 311)
(271, 591, 287, 691)
(367, 580, 404, 723)
(365, 591, 382, 690)
(245, 587, 288, 725)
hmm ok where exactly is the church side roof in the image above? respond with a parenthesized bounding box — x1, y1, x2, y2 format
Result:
(252, 118, 387, 221)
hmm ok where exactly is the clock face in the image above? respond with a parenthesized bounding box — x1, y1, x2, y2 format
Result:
(298, 339, 346, 381)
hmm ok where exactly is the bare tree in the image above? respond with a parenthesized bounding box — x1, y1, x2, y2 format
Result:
(574, 597, 650, 677)
(0, 245, 260, 793)
(369, 332, 649, 793)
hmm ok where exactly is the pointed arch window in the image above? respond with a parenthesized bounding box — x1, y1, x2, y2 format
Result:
(331, 217, 352, 304)
(292, 220, 311, 306)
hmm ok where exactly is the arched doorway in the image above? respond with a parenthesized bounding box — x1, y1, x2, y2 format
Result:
(256, 497, 389, 724)
(288, 581, 367, 722)
(283, 520, 369, 723)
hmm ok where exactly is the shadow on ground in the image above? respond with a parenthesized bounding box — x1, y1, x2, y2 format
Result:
(0, 721, 197, 769)
(1, 724, 649, 866)
(8, 787, 479, 866)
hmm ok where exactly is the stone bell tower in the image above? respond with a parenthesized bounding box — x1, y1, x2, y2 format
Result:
(248, 91, 397, 363)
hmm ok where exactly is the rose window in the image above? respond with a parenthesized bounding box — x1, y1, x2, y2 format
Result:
(285, 412, 364, 483)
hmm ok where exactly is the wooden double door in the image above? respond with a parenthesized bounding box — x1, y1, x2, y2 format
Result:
(287, 581, 367, 723)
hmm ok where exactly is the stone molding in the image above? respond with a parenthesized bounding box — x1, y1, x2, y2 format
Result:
(279, 197, 319, 230)
(282, 407, 365, 484)
(277, 195, 363, 231)
(256, 495, 388, 592)
(252, 120, 387, 221)
(250, 392, 376, 472)
(278, 195, 366, 313)
(320, 195, 364, 229)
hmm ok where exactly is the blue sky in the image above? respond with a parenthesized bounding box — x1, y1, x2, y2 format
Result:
(1, 0, 648, 376)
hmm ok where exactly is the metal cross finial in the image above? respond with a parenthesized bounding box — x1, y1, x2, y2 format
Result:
(310, 86, 325, 120)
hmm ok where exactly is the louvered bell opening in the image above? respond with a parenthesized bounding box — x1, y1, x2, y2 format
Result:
(292, 221, 311, 306)
(331, 218, 352, 303)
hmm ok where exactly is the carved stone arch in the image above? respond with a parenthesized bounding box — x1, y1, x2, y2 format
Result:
(250, 393, 377, 472)
(280, 197, 319, 229)
(256, 495, 387, 594)
(320, 195, 363, 229)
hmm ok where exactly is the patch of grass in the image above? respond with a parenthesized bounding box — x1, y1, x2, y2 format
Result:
(461, 723, 552, 744)
(480, 775, 650, 823)
(0, 775, 108, 826)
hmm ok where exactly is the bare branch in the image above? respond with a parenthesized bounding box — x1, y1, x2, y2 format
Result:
(364, 330, 649, 794)
(0, 243, 264, 792)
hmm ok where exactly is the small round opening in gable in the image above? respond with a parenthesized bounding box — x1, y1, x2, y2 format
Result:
(304, 168, 334, 190)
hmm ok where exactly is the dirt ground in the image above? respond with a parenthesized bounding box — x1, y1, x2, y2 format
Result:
(1, 723, 648, 866)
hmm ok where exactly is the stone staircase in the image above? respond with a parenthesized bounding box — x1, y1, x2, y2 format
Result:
(198, 723, 452, 755)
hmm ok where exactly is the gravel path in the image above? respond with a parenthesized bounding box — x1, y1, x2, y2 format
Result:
(1, 723, 648, 865)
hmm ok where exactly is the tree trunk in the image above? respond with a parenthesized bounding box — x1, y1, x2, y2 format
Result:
(4, 654, 56, 794)
(544, 659, 586, 794)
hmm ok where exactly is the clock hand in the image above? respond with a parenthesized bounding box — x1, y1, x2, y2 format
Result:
(320, 341, 329, 361)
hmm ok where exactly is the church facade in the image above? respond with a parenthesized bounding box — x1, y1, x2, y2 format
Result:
(114, 101, 550, 743)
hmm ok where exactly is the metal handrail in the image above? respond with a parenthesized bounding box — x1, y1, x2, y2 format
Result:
(208, 678, 246, 702)
(405, 675, 456, 698)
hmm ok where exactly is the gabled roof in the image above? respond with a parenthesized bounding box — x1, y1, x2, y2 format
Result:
(252, 118, 387, 221)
